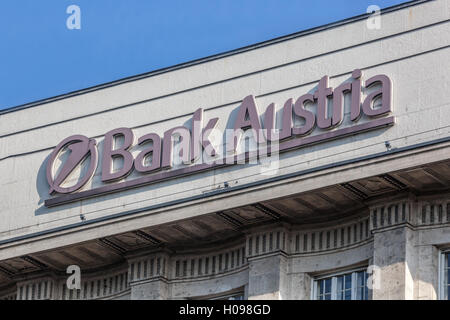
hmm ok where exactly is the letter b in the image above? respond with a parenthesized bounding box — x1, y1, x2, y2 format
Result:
(102, 128, 135, 182)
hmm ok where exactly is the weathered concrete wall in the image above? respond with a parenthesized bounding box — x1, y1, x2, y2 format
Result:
(247, 254, 288, 300)
(372, 226, 416, 299)
(0, 1, 449, 301)
(130, 279, 169, 300)
(0, 1, 449, 261)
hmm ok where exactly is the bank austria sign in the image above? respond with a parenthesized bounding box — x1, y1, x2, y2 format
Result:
(45, 69, 394, 207)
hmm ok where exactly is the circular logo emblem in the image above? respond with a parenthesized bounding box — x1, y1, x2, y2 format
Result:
(46, 135, 98, 194)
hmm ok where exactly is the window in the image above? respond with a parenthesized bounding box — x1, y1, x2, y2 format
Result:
(336, 273, 352, 300)
(317, 277, 332, 300)
(210, 292, 244, 300)
(313, 268, 369, 300)
(355, 270, 369, 300)
(190, 289, 245, 300)
(440, 251, 449, 300)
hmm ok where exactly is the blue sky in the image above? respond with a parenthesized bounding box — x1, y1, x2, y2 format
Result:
(0, 0, 408, 110)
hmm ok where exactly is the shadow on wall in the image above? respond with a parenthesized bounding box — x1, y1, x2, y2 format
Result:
(34, 147, 94, 217)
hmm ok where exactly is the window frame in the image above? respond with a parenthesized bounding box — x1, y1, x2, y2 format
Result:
(188, 287, 245, 300)
(439, 249, 449, 300)
(311, 267, 369, 300)
(209, 292, 245, 300)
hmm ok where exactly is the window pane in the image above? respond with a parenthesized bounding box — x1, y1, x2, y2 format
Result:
(336, 276, 343, 300)
(314, 269, 370, 300)
(345, 289, 351, 300)
(317, 280, 326, 300)
(364, 273, 369, 300)
(445, 253, 449, 300)
(209, 292, 245, 300)
(356, 286, 363, 300)
(345, 274, 352, 289)
(337, 276, 343, 291)
(447, 268, 450, 286)
(357, 271, 364, 287)
(325, 279, 331, 294)
(357, 271, 369, 300)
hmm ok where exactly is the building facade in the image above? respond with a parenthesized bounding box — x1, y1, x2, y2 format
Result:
(0, 0, 449, 300)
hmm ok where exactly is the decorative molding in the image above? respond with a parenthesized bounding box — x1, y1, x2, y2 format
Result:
(247, 229, 287, 257)
(292, 217, 371, 254)
(252, 204, 281, 220)
(0, 291, 16, 300)
(370, 199, 450, 230)
(20, 255, 48, 270)
(380, 174, 408, 190)
(216, 211, 243, 229)
(133, 230, 162, 245)
(129, 254, 168, 282)
(370, 201, 411, 230)
(14, 266, 131, 300)
(0, 284, 17, 300)
(60, 270, 129, 300)
(0, 265, 15, 277)
(8, 199, 450, 299)
(98, 238, 127, 255)
(172, 245, 247, 280)
(417, 200, 450, 226)
(340, 183, 368, 200)
(128, 244, 248, 283)
(17, 278, 55, 300)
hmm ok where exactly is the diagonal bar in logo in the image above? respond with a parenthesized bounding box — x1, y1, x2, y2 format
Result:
(46, 135, 98, 195)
